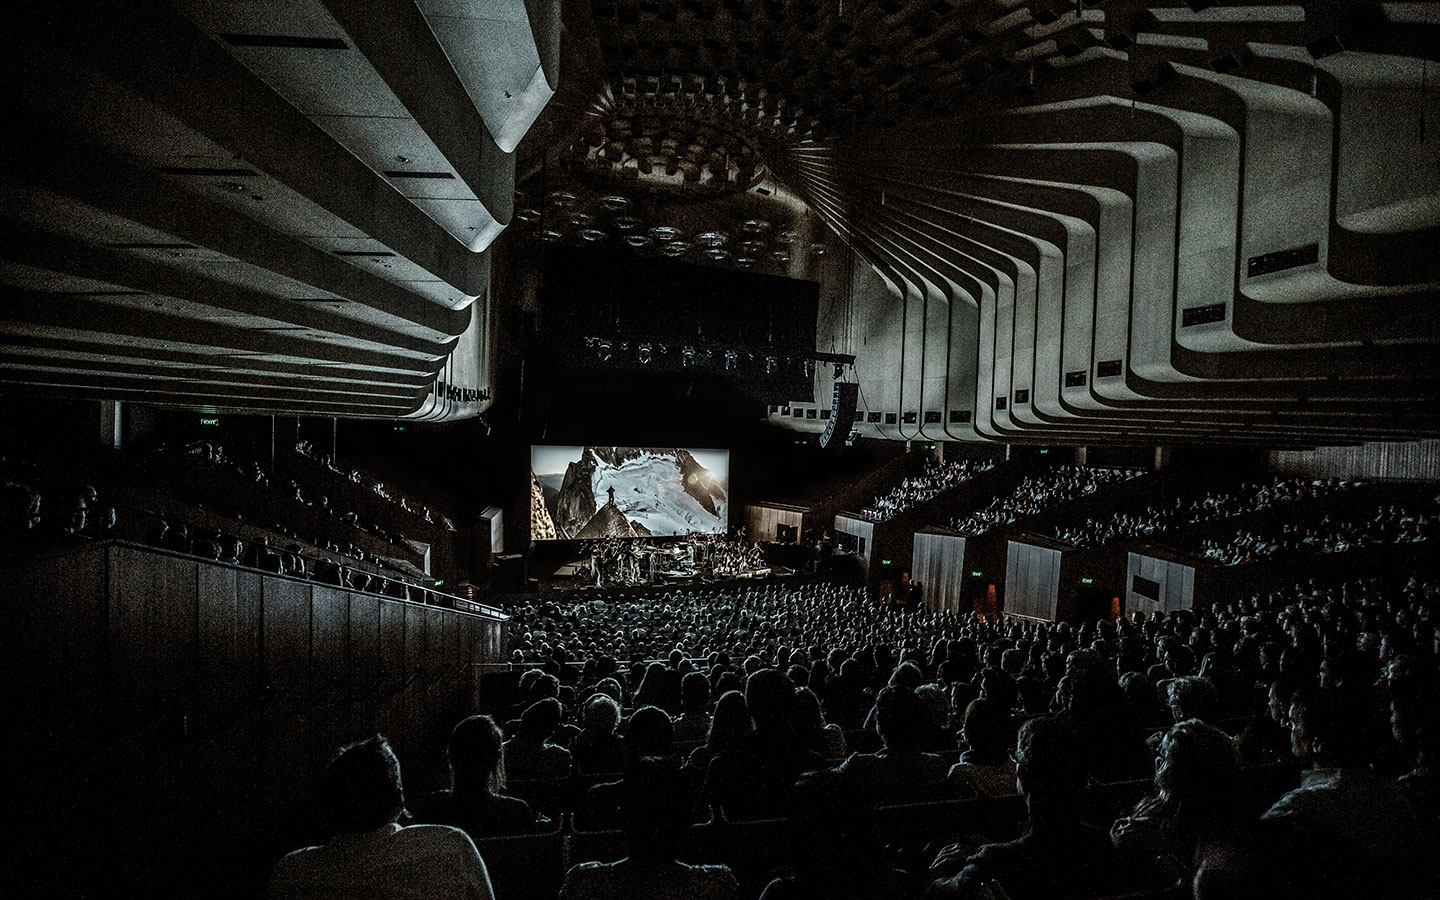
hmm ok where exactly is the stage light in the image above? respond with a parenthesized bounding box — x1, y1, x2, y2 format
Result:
(833, 363, 845, 379)
(638, 343, 653, 365)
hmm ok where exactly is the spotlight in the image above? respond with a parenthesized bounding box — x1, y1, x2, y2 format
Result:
(833, 363, 845, 379)
(638, 343, 653, 365)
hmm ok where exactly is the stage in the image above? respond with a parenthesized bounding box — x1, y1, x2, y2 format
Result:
(527, 532, 811, 592)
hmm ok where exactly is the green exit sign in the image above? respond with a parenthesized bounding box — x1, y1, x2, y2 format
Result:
(199, 417, 219, 426)
(970, 571, 982, 578)
(881, 559, 892, 565)
(1039, 448, 1049, 454)
(1081, 577, 1094, 584)
(393, 425, 407, 432)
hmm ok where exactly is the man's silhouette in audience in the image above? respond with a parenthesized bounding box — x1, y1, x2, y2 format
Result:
(268, 735, 494, 899)
(926, 715, 1117, 899)
(560, 757, 737, 900)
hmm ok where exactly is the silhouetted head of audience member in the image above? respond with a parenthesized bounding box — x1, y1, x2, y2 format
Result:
(1287, 688, 1367, 768)
(708, 689, 752, 751)
(1130, 718, 1242, 844)
(518, 698, 563, 743)
(1014, 715, 1088, 823)
(781, 769, 881, 892)
(1166, 676, 1220, 724)
(681, 671, 710, 713)
(888, 660, 925, 690)
(874, 685, 925, 751)
(581, 691, 622, 734)
(962, 698, 1013, 761)
(321, 735, 404, 834)
(746, 667, 797, 731)
(625, 705, 675, 765)
(1388, 657, 1437, 766)
(618, 757, 693, 862)
(448, 714, 506, 795)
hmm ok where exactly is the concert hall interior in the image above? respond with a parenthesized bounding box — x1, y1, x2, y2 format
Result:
(1, 1, 1438, 898)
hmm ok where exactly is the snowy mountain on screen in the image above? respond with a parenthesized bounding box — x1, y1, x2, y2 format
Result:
(550, 446, 727, 538)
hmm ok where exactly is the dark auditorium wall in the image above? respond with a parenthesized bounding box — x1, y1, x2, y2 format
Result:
(0, 540, 505, 898)
(1270, 438, 1440, 482)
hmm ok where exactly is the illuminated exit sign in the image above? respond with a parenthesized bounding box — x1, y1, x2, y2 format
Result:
(1081, 577, 1094, 584)
(199, 417, 220, 426)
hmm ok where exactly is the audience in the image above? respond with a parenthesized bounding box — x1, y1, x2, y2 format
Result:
(1198, 504, 1433, 565)
(1055, 476, 1362, 549)
(415, 715, 547, 838)
(559, 757, 739, 900)
(502, 699, 573, 781)
(1111, 719, 1244, 874)
(837, 686, 954, 805)
(268, 735, 494, 900)
(950, 467, 1140, 537)
(947, 699, 1019, 798)
(926, 715, 1118, 899)
(702, 668, 826, 819)
(860, 459, 995, 522)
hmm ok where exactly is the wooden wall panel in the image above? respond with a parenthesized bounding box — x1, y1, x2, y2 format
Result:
(310, 586, 348, 709)
(745, 503, 808, 542)
(109, 546, 198, 711)
(262, 576, 311, 714)
(1270, 438, 1440, 482)
(378, 598, 407, 692)
(404, 602, 427, 683)
(0, 544, 108, 712)
(911, 530, 968, 613)
(348, 592, 381, 700)
(197, 564, 247, 711)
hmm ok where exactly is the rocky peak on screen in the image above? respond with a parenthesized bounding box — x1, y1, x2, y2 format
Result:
(550, 446, 727, 538)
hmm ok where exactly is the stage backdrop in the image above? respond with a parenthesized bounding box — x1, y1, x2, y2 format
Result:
(531, 445, 729, 540)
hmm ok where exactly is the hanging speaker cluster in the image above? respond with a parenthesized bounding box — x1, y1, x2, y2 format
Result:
(820, 382, 860, 448)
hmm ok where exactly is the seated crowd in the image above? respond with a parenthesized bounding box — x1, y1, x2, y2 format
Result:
(1, 457, 448, 605)
(950, 466, 1141, 537)
(274, 573, 1440, 899)
(1056, 476, 1364, 549)
(860, 459, 996, 522)
(1197, 504, 1433, 565)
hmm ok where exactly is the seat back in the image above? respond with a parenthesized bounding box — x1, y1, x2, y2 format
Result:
(473, 823, 565, 900)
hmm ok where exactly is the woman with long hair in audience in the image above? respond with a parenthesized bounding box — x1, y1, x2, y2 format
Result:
(792, 687, 847, 761)
(1111, 719, 1245, 874)
(415, 714, 548, 837)
(686, 689, 752, 774)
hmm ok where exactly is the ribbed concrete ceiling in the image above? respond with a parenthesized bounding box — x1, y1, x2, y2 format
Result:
(2, 0, 1438, 443)
(0, 0, 558, 419)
